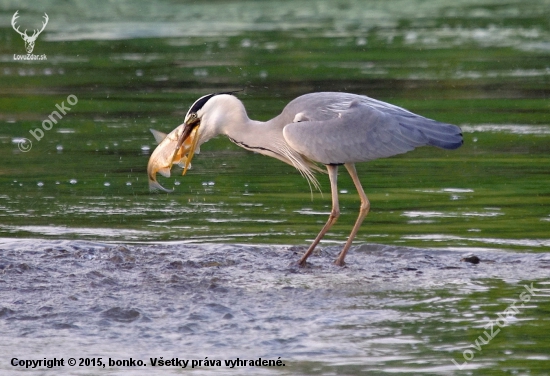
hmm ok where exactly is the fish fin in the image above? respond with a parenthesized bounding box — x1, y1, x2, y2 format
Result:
(176, 156, 191, 169)
(158, 167, 171, 178)
(150, 129, 168, 144)
(148, 179, 174, 193)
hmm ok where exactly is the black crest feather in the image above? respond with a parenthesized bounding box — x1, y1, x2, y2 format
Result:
(187, 90, 244, 115)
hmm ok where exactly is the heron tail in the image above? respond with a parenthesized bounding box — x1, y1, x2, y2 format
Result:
(400, 119, 463, 150)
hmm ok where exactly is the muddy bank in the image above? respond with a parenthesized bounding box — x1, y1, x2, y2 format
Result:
(1, 239, 549, 374)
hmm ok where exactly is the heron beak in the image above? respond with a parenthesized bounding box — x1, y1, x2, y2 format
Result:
(174, 116, 200, 176)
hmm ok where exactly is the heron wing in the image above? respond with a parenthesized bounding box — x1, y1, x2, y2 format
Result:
(282, 94, 462, 165)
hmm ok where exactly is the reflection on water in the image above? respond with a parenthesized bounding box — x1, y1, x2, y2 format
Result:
(12, 0, 548, 55)
(462, 124, 550, 135)
(0, 224, 152, 239)
(403, 234, 550, 248)
(402, 209, 503, 218)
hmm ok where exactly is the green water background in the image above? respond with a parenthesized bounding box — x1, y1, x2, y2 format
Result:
(0, 1, 550, 251)
(1, 0, 549, 252)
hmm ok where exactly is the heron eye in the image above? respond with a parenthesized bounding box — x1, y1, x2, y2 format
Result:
(186, 112, 200, 127)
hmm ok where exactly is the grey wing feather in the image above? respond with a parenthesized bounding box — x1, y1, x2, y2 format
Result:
(282, 93, 463, 165)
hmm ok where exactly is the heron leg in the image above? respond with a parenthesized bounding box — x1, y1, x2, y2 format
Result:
(334, 163, 370, 266)
(298, 164, 340, 267)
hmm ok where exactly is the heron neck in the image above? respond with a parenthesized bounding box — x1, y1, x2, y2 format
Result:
(217, 108, 320, 189)
(202, 98, 293, 164)
(222, 117, 272, 151)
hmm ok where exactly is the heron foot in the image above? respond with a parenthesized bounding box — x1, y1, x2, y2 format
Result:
(333, 258, 346, 267)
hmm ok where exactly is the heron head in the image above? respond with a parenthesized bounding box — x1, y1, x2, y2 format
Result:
(175, 92, 242, 174)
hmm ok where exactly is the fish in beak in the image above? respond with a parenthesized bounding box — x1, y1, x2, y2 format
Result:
(147, 113, 201, 192)
(147, 124, 197, 192)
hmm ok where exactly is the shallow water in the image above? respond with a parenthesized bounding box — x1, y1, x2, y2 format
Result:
(1, 0, 550, 374)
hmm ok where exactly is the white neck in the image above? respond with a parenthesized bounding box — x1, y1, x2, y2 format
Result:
(199, 95, 279, 156)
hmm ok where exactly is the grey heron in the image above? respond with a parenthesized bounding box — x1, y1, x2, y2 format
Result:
(147, 92, 463, 266)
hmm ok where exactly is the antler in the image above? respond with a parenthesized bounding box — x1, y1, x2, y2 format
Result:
(11, 10, 27, 38)
(11, 11, 49, 54)
(31, 13, 49, 38)
(11, 11, 49, 38)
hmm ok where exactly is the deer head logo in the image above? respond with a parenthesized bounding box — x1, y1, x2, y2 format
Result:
(11, 11, 49, 54)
